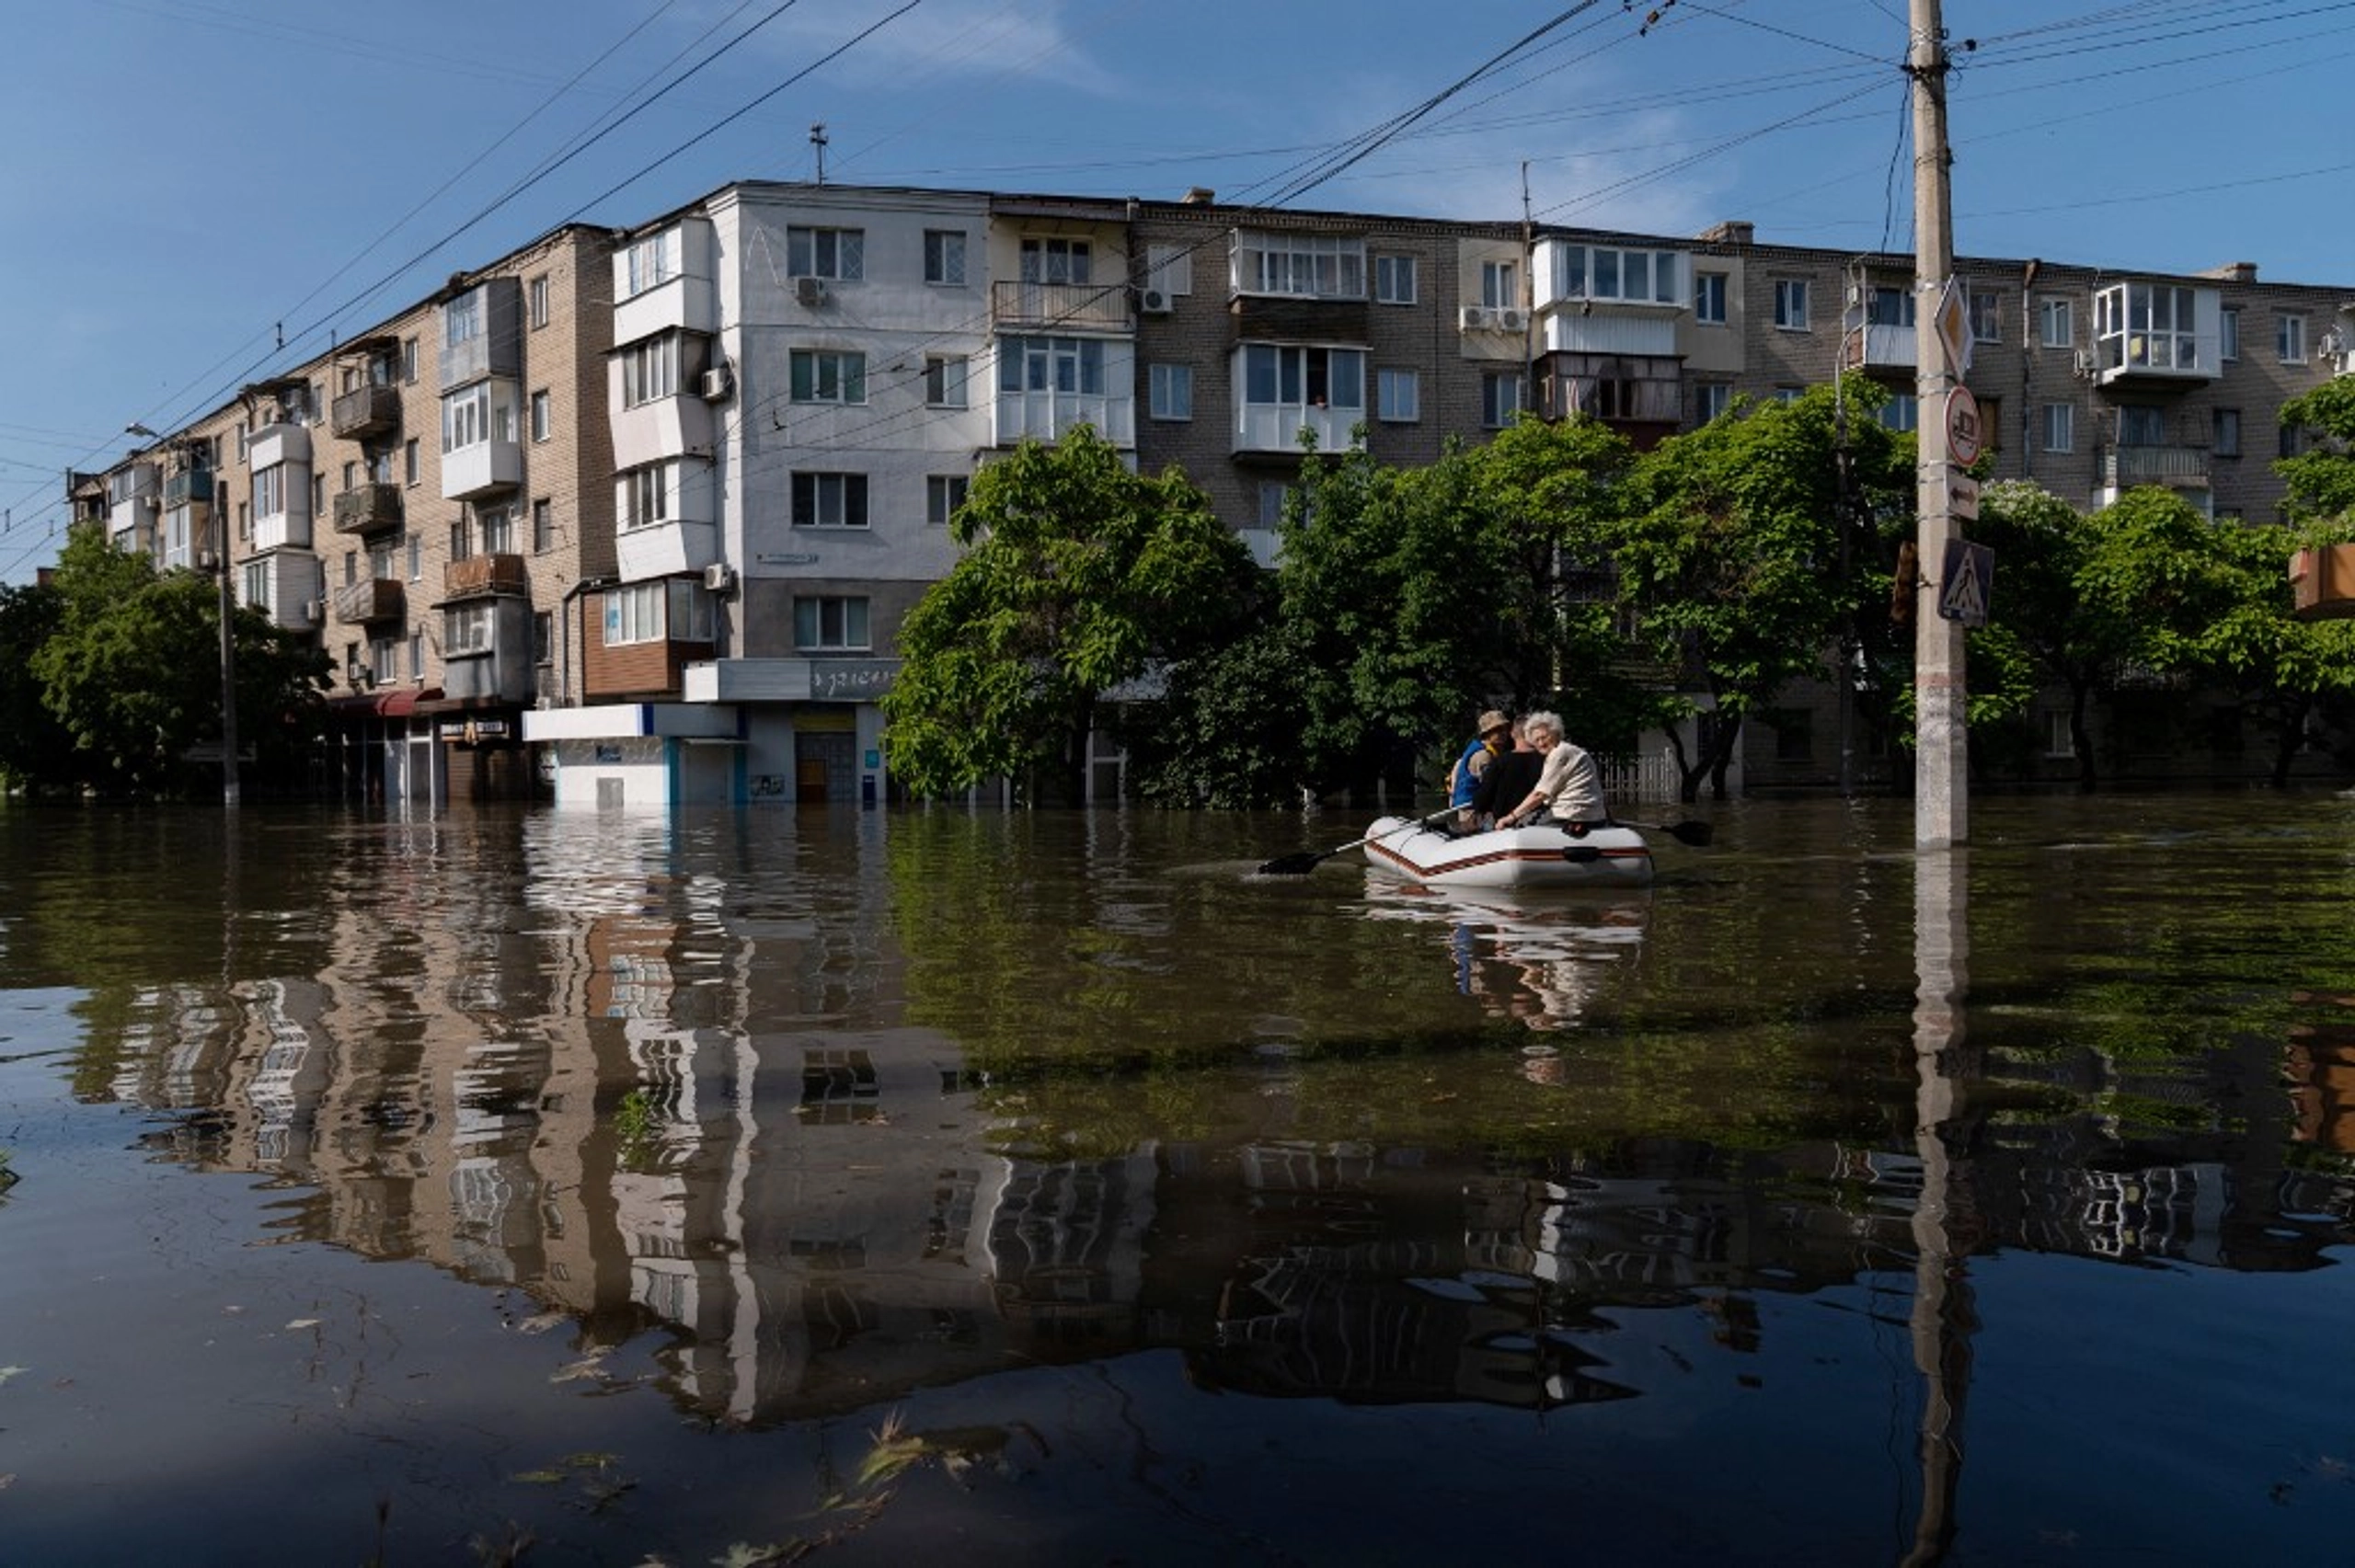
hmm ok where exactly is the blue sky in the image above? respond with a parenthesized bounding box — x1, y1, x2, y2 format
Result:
(3, 0, 2349, 580)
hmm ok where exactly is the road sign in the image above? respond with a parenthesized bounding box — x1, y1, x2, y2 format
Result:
(1948, 471, 1980, 521)
(1946, 385, 1983, 468)
(1933, 279, 1973, 379)
(1938, 539, 1993, 626)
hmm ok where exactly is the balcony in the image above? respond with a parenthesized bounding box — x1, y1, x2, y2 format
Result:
(2099, 444, 2211, 490)
(331, 383, 400, 441)
(162, 464, 214, 511)
(2091, 281, 2222, 390)
(335, 577, 405, 624)
(331, 482, 402, 536)
(442, 552, 529, 601)
(991, 280, 1130, 333)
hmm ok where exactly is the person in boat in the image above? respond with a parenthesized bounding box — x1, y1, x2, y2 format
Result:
(1471, 715, 1545, 829)
(1494, 710, 1607, 831)
(1448, 709, 1512, 832)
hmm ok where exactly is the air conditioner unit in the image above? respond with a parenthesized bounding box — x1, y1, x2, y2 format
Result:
(1496, 306, 1529, 333)
(2074, 349, 2100, 376)
(700, 363, 734, 402)
(1459, 304, 1494, 331)
(795, 275, 827, 307)
(702, 562, 738, 594)
(302, 599, 324, 625)
(1140, 287, 1173, 315)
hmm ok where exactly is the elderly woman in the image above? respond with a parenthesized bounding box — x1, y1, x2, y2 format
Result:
(1495, 710, 1607, 830)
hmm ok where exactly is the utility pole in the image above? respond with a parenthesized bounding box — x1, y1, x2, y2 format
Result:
(216, 499, 240, 808)
(1910, 0, 1965, 846)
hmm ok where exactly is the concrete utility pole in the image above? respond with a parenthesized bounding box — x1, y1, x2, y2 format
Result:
(1910, 0, 1966, 846)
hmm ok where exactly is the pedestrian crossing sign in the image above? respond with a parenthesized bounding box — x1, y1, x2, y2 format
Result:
(1938, 539, 1993, 626)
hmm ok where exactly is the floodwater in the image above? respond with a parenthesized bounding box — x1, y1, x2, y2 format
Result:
(4, 794, 2355, 1565)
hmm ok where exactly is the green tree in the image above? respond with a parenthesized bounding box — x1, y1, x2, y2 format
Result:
(883, 425, 1256, 803)
(2278, 377, 2355, 525)
(0, 578, 72, 792)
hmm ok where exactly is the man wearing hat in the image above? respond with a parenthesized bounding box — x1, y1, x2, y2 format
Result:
(1448, 709, 1513, 833)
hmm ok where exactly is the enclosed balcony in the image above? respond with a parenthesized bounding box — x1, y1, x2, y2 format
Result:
(443, 552, 529, 602)
(335, 577, 405, 624)
(1231, 341, 1365, 456)
(331, 482, 402, 536)
(2092, 280, 2222, 389)
(331, 383, 400, 441)
(992, 335, 1136, 447)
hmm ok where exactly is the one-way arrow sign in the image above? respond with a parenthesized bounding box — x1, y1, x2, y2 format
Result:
(1938, 539, 1994, 626)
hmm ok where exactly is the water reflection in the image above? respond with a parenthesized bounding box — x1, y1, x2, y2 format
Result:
(1360, 874, 1649, 1035)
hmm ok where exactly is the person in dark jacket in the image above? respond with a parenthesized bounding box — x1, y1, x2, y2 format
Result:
(1472, 715, 1545, 830)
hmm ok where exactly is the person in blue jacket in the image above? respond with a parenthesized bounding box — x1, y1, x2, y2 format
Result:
(1448, 710, 1512, 831)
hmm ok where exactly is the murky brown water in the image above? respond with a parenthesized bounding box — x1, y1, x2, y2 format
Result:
(6, 794, 2355, 1563)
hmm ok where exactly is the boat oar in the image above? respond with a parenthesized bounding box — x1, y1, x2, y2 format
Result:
(1258, 807, 1453, 876)
(1614, 818, 1714, 847)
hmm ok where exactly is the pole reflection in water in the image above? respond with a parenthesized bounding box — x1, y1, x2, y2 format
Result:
(1908, 846, 1978, 1567)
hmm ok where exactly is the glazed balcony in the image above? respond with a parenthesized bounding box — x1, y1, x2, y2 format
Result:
(443, 552, 529, 601)
(335, 577, 405, 624)
(331, 383, 401, 441)
(331, 482, 402, 536)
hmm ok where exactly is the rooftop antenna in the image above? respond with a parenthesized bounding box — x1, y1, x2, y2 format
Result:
(810, 122, 828, 186)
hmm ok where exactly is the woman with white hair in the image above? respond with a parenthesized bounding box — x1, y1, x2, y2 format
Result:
(1495, 710, 1607, 830)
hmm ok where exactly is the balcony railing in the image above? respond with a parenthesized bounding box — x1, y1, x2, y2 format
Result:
(443, 552, 529, 601)
(331, 384, 401, 441)
(991, 280, 1130, 333)
(331, 482, 402, 536)
(162, 466, 214, 510)
(335, 578, 405, 624)
(2100, 444, 2211, 489)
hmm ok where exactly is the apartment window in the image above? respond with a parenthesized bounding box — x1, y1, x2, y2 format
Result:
(1480, 259, 1519, 311)
(239, 560, 271, 615)
(236, 420, 250, 463)
(446, 601, 496, 656)
(1557, 244, 1686, 305)
(1969, 289, 2001, 343)
(1242, 344, 1364, 413)
(1373, 254, 1418, 305)
(1866, 286, 1915, 327)
(626, 229, 680, 296)
(791, 472, 868, 529)
(794, 595, 870, 651)
(1019, 237, 1092, 284)
(1695, 383, 1733, 422)
(1773, 386, 1804, 404)
(923, 229, 967, 285)
(1694, 270, 1727, 326)
(368, 541, 396, 581)
(401, 337, 418, 383)
(787, 225, 864, 280)
(253, 464, 286, 521)
(2219, 307, 2240, 362)
(1258, 483, 1292, 529)
(603, 581, 666, 646)
(534, 612, 554, 666)
(478, 504, 514, 555)
(236, 500, 249, 541)
(2279, 315, 2308, 364)
(528, 274, 550, 328)
(409, 631, 424, 681)
(529, 389, 551, 441)
(788, 349, 866, 405)
(1235, 230, 1366, 300)
(924, 355, 968, 408)
(2040, 403, 2074, 453)
(533, 498, 554, 552)
(2120, 406, 2166, 447)
(342, 550, 357, 587)
(925, 475, 969, 526)
(1145, 244, 1194, 298)
(2214, 407, 2242, 458)
(620, 464, 670, 532)
(1773, 279, 1809, 330)
(1481, 371, 1522, 429)
(1879, 394, 1919, 433)
(443, 289, 482, 350)
(449, 519, 471, 562)
(404, 438, 419, 486)
(2043, 712, 2074, 759)
(1148, 362, 1193, 420)
(2039, 297, 2074, 349)
(371, 637, 400, 684)
(1377, 367, 1420, 422)
(1000, 336, 1107, 395)
(408, 532, 422, 579)
(313, 473, 327, 519)
(2281, 422, 2303, 460)
(2096, 282, 2200, 372)
(341, 460, 357, 491)
(622, 335, 682, 406)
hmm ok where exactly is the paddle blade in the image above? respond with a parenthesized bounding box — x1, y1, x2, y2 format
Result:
(1257, 851, 1328, 876)
(1663, 819, 1714, 847)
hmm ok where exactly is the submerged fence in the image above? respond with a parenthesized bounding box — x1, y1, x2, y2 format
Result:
(1598, 750, 1682, 803)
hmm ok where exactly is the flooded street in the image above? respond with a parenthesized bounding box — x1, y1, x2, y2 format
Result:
(6, 794, 2355, 1564)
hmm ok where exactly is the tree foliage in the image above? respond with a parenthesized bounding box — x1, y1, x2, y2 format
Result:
(2278, 377, 2355, 525)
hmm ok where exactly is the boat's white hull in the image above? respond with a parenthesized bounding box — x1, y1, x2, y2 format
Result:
(1359, 815, 1654, 889)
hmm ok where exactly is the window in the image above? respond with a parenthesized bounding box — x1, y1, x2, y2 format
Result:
(408, 532, 422, 579)
(1480, 259, 1519, 310)
(1695, 383, 1733, 422)
(1878, 394, 1919, 433)
(2222, 307, 2240, 361)
(446, 601, 496, 656)
(1766, 708, 1813, 763)
(342, 550, 357, 587)
(530, 389, 550, 441)
(2281, 422, 2303, 460)
(371, 637, 400, 684)
(1235, 230, 1366, 299)
(622, 335, 681, 406)
(1000, 336, 1107, 395)
(924, 355, 968, 408)
(1377, 367, 1419, 422)
(409, 631, 424, 681)
(2040, 402, 2074, 453)
(2039, 297, 2074, 349)
(404, 438, 419, 486)
(620, 464, 670, 532)
(443, 289, 482, 350)
(1019, 236, 1092, 284)
(1373, 254, 1418, 305)
(1773, 279, 1809, 330)
(236, 420, 250, 463)
(1145, 244, 1195, 298)
(254, 464, 285, 520)
(792, 472, 868, 529)
(236, 500, 249, 541)
(401, 337, 418, 383)
(1148, 362, 1193, 420)
(341, 460, 357, 491)
(2214, 407, 2241, 458)
(534, 612, 554, 666)
(1866, 285, 1915, 327)
(626, 229, 680, 296)
(528, 274, 550, 328)
(1481, 371, 1522, 429)
(2043, 712, 2074, 759)
(603, 581, 665, 647)
(2279, 315, 2307, 363)
(787, 225, 864, 280)
(533, 498, 554, 552)
(925, 475, 969, 526)
(789, 348, 866, 405)
(1772, 386, 1804, 404)
(794, 596, 870, 651)
(1258, 483, 1292, 529)
(312, 472, 326, 519)
(1242, 344, 1364, 411)
(1557, 244, 1686, 305)
(923, 228, 966, 285)
(2095, 282, 2200, 372)
(1969, 289, 2000, 343)
(2119, 406, 2166, 447)
(449, 519, 471, 562)
(368, 541, 395, 581)
(478, 504, 514, 555)
(1694, 270, 1727, 325)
